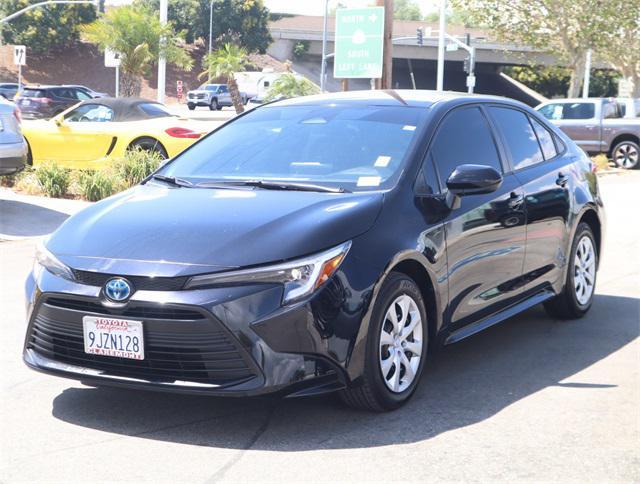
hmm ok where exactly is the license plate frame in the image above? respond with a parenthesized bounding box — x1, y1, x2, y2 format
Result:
(82, 315, 145, 360)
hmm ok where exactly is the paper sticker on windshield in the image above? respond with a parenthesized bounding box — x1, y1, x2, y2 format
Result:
(357, 176, 382, 187)
(403, 125, 416, 131)
(374, 156, 391, 168)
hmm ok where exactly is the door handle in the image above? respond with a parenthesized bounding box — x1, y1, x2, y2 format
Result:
(556, 172, 569, 187)
(507, 192, 525, 209)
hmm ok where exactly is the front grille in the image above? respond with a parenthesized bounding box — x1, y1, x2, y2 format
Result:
(72, 270, 188, 291)
(27, 296, 258, 385)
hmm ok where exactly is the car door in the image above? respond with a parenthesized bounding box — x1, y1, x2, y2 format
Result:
(488, 106, 573, 293)
(427, 105, 527, 329)
(39, 104, 116, 164)
(537, 101, 600, 153)
(218, 85, 232, 105)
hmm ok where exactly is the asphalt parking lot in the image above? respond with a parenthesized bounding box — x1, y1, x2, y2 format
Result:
(0, 172, 638, 483)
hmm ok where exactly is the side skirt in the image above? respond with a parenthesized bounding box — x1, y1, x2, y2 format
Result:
(444, 289, 555, 345)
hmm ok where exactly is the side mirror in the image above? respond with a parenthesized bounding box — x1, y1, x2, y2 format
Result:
(445, 164, 502, 210)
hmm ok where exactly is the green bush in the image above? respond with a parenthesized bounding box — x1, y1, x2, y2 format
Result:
(14, 168, 43, 195)
(292, 40, 309, 59)
(110, 148, 164, 188)
(35, 162, 70, 198)
(76, 169, 120, 202)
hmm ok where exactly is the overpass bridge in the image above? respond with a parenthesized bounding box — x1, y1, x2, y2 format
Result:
(268, 16, 557, 106)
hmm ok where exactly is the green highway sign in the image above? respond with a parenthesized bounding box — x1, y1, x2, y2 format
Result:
(334, 7, 385, 79)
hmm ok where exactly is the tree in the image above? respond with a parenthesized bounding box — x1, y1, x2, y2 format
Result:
(394, 0, 422, 21)
(452, 0, 612, 97)
(264, 73, 319, 101)
(597, 1, 640, 96)
(134, 0, 272, 53)
(200, 43, 248, 113)
(0, 0, 96, 54)
(82, 5, 193, 97)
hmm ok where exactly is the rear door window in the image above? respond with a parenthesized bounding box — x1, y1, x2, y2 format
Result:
(21, 89, 46, 98)
(489, 107, 544, 170)
(430, 106, 503, 186)
(529, 117, 558, 160)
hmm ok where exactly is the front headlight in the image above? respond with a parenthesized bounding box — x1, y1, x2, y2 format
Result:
(34, 240, 74, 281)
(185, 241, 352, 304)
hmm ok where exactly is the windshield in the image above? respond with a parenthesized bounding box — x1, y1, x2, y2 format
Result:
(159, 104, 427, 191)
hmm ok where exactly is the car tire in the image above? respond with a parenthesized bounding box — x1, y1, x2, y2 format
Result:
(128, 137, 168, 159)
(611, 140, 639, 169)
(209, 98, 218, 111)
(187, 103, 195, 111)
(339, 272, 428, 412)
(544, 222, 598, 319)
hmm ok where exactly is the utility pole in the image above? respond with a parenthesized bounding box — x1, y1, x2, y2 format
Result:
(436, 0, 446, 91)
(157, 0, 167, 103)
(583, 49, 592, 99)
(320, 0, 329, 92)
(376, 0, 393, 90)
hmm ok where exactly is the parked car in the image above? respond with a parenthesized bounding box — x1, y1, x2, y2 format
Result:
(22, 97, 210, 169)
(616, 97, 640, 119)
(186, 83, 248, 110)
(0, 83, 19, 100)
(63, 84, 109, 98)
(23, 90, 604, 411)
(536, 98, 640, 169)
(14, 85, 93, 119)
(0, 96, 27, 175)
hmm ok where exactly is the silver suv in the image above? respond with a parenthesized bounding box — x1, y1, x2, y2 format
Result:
(186, 84, 247, 111)
(536, 98, 640, 169)
(0, 96, 27, 176)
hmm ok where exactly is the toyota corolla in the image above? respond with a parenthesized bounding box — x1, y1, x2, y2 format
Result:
(23, 90, 605, 411)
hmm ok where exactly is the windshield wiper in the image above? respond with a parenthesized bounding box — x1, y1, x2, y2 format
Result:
(196, 179, 350, 193)
(150, 174, 194, 188)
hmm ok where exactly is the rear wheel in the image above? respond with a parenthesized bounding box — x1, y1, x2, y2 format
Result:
(339, 272, 427, 411)
(209, 98, 218, 111)
(128, 137, 168, 159)
(544, 222, 597, 319)
(612, 140, 639, 169)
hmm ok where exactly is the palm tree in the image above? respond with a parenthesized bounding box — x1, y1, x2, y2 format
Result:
(199, 44, 249, 114)
(264, 73, 319, 101)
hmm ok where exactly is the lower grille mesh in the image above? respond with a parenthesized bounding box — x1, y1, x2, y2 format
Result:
(27, 298, 257, 385)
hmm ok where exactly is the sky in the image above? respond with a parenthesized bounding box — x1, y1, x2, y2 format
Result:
(105, 0, 439, 16)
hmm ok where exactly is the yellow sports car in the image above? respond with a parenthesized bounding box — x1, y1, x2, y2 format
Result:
(22, 97, 211, 169)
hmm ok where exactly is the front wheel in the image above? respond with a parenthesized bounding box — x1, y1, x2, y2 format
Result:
(544, 222, 597, 319)
(611, 140, 639, 169)
(339, 272, 428, 411)
(187, 103, 195, 111)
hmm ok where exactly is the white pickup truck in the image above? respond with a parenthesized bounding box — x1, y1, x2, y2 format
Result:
(186, 84, 248, 111)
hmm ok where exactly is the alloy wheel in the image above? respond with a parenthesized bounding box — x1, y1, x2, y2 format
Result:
(574, 236, 596, 305)
(614, 143, 639, 169)
(379, 294, 423, 393)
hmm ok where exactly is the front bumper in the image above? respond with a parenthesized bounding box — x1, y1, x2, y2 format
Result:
(23, 265, 359, 397)
(186, 96, 210, 107)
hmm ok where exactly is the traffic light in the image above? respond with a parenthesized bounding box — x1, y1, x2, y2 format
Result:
(417, 28, 423, 46)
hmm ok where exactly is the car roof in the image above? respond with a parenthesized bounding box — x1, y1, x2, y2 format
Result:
(270, 89, 528, 110)
(69, 97, 171, 121)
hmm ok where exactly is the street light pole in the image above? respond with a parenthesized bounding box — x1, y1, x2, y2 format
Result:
(209, 0, 215, 56)
(582, 49, 592, 99)
(436, 0, 446, 91)
(0, 0, 97, 23)
(320, 0, 329, 92)
(157, 0, 167, 103)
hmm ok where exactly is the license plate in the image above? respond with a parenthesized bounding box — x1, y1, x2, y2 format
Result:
(83, 316, 144, 360)
(22, 99, 31, 106)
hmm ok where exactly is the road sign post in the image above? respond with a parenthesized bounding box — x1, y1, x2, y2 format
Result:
(104, 48, 121, 97)
(13, 45, 26, 90)
(333, 7, 385, 80)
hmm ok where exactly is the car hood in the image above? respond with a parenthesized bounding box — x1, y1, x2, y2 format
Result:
(188, 90, 212, 95)
(47, 184, 384, 277)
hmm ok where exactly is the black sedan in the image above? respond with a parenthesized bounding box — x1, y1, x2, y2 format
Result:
(23, 90, 604, 411)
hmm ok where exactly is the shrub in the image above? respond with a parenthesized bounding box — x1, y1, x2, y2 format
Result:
(14, 169, 43, 195)
(35, 162, 70, 198)
(592, 154, 611, 171)
(110, 148, 164, 188)
(292, 40, 309, 59)
(76, 169, 120, 202)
